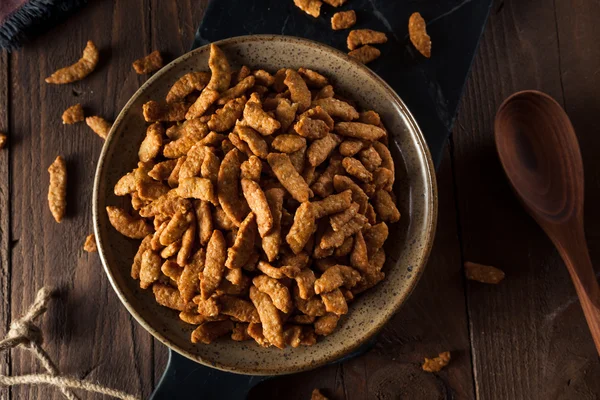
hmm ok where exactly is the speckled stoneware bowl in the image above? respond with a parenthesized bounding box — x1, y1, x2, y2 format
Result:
(93, 35, 437, 375)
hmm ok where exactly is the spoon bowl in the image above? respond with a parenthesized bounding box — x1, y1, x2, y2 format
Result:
(495, 90, 582, 224)
(494, 90, 600, 355)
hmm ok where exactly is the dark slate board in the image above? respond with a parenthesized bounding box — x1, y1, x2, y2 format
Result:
(150, 2, 493, 398)
(193, 0, 494, 166)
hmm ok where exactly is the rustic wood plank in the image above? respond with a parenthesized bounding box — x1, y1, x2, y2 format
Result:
(0, 49, 11, 400)
(8, 1, 155, 399)
(146, 0, 211, 385)
(250, 148, 474, 399)
(452, 0, 600, 398)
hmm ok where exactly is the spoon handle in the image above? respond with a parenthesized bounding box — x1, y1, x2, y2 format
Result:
(556, 227, 600, 355)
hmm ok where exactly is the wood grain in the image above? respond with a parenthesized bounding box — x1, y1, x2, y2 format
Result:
(0, 50, 11, 400)
(7, 1, 155, 398)
(249, 148, 475, 399)
(452, 0, 600, 398)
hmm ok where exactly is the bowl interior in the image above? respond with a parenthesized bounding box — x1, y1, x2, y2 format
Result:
(93, 35, 436, 375)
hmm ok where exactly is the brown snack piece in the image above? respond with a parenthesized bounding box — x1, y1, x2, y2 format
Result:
(311, 153, 343, 198)
(139, 190, 191, 218)
(320, 214, 367, 249)
(138, 122, 164, 162)
(262, 188, 285, 262)
(350, 231, 369, 271)
(290, 314, 316, 325)
(177, 250, 204, 302)
(358, 146, 382, 172)
(286, 202, 317, 254)
(143, 101, 189, 122)
(342, 157, 373, 182)
(249, 286, 285, 349)
(423, 352, 451, 372)
(233, 66, 251, 85)
(241, 156, 263, 181)
(302, 165, 319, 187)
(464, 262, 505, 284)
(294, 288, 327, 317)
(177, 221, 196, 266)
(132, 50, 163, 74)
(330, 202, 359, 231)
(373, 167, 394, 191)
(85, 116, 111, 139)
(331, 10, 356, 30)
(312, 190, 353, 218)
(333, 175, 369, 213)
(225, 261, 243, 285)
(347, 29, 388, 50)
(228, 131, 253, 157)
(217, 77, 255, 105)
(273, 69, 287, 92)
(409, 12, 432, 58)
(218, 149, 246, 226)
(267, 153, 312, 202)
(237, 125, 269, 158)
(253, 275, 293, 313)
(213, 205, 236, 231)
(200, 230, 227, 299)
(295, 269, 317, 300)
(107, 206, 153, 239)
(273, 99, 299, 132)
(373, 189, 400, 222)
(47, 156, 67, 223)
(185, 88, 220, 119)
(148, 159, 178, 181)
(179, 143, 206, 180)
(166, 72, 210, 103)
(348, 45, 381, 64)
(320, 289, 348, 315)
(160, 241, 181, 258)
(301, 106, 334, 130)
(335, 121, 385, 141)
(271, 134, 306, 153)
(83, 234, 97, 252)
(298, 68, 328, 89)
(201, 148, 221, 185)
(159, 211, 190, 246)
(257, 261, 301, 280)
(243, 99, 281, 135)
(161, 260, 182, 282)
(312, 98, 358, 121)
(241, 178, 274, 237)
(364, 222, 388, 256)
(163, 120, 209, 158)
(334, 235, 354, 257)
(231, 323, 252, 341)
(288, 145, 307, 174)
(247, 323, 271, 347)
(220, 295, 260, 323)
(307, 133, 341, 167)
(294, 116, 329, 141)
(322, 0, 346, 6)
(62, 104, 84, 124)
(153, 283, 187, 311)
(139, 249, 162, 289)
(192, 200, 212, 247)
(208, 96, 246, 132)
(177, 177, 217, 204)
(207, 44, 231, 92)
(283, 325, 303, 348)
(191, 320, 234, 344)
(195, 295, 220, 317)
(359, 110, 381, 126)
(45, 40, 99, 84)
(314, 265, 361, 294)
(311, 389, 330, 400)
(372, 141, 394, 174)
(339, 139, 366, 157)
(314, 85, 334, 100)
(314, 313, 340, 336)
(284, 69, 311, 112)
(293, 0, 322, 18)
(131, 235, 152, 279)
(252, 69, 275, 87)
(226, 212, 257, 269)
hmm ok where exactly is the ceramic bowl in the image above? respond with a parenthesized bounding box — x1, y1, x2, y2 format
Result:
(93, 35, 437, 375)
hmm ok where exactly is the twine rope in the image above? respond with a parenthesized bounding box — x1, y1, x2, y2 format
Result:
(0, 287, 139, 400)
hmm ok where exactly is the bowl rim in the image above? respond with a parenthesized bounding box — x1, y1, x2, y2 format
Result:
(93, 34, 438, 375)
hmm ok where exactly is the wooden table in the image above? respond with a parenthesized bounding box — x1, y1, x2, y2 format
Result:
(1, 0, 599, 398)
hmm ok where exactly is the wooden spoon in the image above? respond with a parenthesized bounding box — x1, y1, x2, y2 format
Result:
(495, 90, 600, 355)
